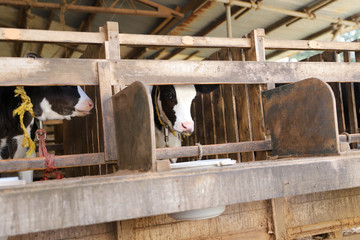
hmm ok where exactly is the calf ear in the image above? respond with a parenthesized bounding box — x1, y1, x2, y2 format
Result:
(195, 84, 219, 94)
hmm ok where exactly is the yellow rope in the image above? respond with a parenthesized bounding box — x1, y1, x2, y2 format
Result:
(13, 86, 36, 157)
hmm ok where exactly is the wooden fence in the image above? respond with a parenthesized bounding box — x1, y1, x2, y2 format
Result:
(1, 22, 360, 240)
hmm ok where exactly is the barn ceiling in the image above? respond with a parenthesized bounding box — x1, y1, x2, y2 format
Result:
(0, 0, 359, 61)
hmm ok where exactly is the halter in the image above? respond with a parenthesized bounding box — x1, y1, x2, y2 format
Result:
(154, 87, 193, 147)
(154, 87, 176, 147)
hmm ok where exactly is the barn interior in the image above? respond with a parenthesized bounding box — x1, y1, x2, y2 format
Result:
(1, 1, 360, 240)
(0, 0, 359, 60)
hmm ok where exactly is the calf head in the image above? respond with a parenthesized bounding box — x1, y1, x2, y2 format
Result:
(27, 86, 94, 121)
(152, 84, 218, 134)
(24, 52, 94, 121)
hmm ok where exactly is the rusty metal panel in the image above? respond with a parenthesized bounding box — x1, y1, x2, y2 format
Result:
(262, 78, 340, 157)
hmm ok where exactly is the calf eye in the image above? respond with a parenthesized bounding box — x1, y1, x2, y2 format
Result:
(166, 92, 174, 100)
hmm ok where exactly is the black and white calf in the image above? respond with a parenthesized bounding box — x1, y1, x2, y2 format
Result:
(151, 84, 218, 163)
(0, 53, 94, 182)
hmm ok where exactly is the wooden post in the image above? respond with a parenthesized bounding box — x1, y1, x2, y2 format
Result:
(246, 29, 268, 161)
(322, 51, 346, 134)
(99, 22, 121, 161)
(98, 61, 118, 161)
(271, 198, 290, 240)
(344, 51, 358, 149)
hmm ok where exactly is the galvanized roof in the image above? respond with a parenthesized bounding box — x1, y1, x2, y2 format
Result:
(0, 0, 358, 60)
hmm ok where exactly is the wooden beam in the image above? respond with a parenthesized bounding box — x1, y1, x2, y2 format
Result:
(3, 154, 360, 236)
(0, 28, 105, 44)
(119, 33, 252, 48)
(2, 58, 360, 86)
(0, 57, 99, 86)
(0, 153, 107, 172)
(265, 39, 360, 51)
(98, 61, 118, 161)
(2, 27, 360, 51)
(156, 140, 271, 159)
(0, 0, 184, 18)
(110, 60, 360, 85)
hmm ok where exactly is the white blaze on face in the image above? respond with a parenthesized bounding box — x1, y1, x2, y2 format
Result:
(37, 86, 93, 121)
(74, 86, 93, 114)
(172, 85, 196, 133)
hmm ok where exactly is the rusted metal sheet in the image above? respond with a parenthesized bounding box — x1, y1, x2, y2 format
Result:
(262, 78, 340, 157)
(112, 81, 156, 171)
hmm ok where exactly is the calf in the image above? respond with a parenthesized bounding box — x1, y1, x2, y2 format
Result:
(151, 84, 218, 163)
(0, 53, 94, 182)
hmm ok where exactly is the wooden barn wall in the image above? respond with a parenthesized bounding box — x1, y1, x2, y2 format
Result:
(12, 28, 360, 239)
(301, 50, 360, 148)
(62, 44, 117, 177)
(182, 47, 269, 162)
(8, 223, 117, 240)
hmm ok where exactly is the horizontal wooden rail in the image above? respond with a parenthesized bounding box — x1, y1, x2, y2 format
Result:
(339, 133, 360, 144)
(0, 28, 105, 44)
(0, 28, 359, 52)
(0, 153, 108, 172)
(0, 58, 100, 86)
(2, 133, 360, 172)
(265, 39, 360, 51)
(118, 34, 252, 48)
(112, 60, 360, 85)
(2, 154, 360, 236)
(1, 57, 360, 85)
(156, 140, 271, 159)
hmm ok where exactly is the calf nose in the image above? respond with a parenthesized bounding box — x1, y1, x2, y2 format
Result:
(181, 121, 194, 133)
(88, 100, 94, 110)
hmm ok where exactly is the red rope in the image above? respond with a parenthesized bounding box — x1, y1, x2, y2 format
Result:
(36, 129, 64, 180)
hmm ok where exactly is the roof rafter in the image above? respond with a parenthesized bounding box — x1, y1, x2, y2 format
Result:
(265, 0, 337, 35)
(124, 0, 208, 59)
(214, 0, 359, 27)
(0, 0, 184, 18)
(14, 6, 28, 57)
(159, 5, 246, 60)
(61, 0, 101, 58)
(266, 13, 360, 60)
(38, 9, 55, 56)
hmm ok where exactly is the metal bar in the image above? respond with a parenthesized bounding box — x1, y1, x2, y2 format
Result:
(0, 0, 184, 18)
(225, 4, 232, 38)
(213, 0, 358, 27)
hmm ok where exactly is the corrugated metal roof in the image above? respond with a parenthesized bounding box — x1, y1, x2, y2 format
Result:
(0, 0, 359, 60)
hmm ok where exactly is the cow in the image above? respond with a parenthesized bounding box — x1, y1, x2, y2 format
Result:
(150, 84, 218, 163)
(0, 52, 94, 182)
